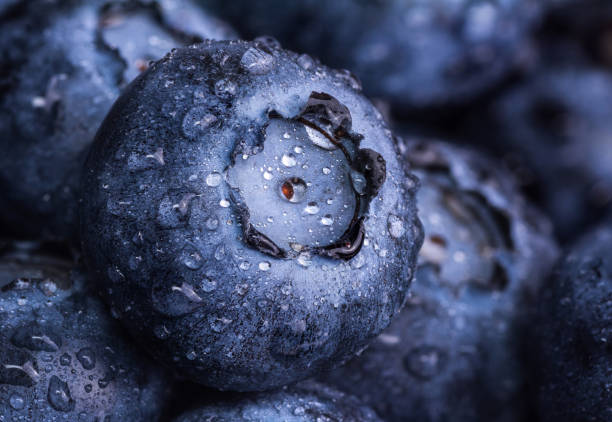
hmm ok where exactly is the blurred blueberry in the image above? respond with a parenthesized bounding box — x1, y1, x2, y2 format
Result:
(0, 0, 236, 241)
(320, 139, 559, 422)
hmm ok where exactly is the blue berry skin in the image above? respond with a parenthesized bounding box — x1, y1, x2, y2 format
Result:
(0, 247, 170, 421)
(0, 0, 236, 241)
(80, 40, 423, 391)
(199, 0, 541, 111)
(491, 67, 612, 241)
(534, 220, 612, 422)
(173, 380, 384, 422)
(320, 140, 559, 422)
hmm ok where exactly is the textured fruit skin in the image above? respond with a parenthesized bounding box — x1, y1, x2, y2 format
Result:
(80, 40, 423, 391)
(200, 0, 541, 111)
(0, 0, 235, 241)
(320, 140, 559, 422)
(490, 67, 612, 241)
(0, 247, 170, 421)
(173, 380, 383, 422)
(535, 221, 612, 422)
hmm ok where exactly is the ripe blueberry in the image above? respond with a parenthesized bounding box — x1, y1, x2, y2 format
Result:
(173, 380, 383, 422)
(200, 0, 542, 110)
(534, 219, 612, 422)
(0, 0, 235, 241)
(490, 67, 612, 241)
(0, 245, 170, 421)
(320, 140, 559, 422)
(80, 40, 423, 391)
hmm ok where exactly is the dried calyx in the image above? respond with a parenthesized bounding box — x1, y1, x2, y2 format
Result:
(227, 92, 386, 261)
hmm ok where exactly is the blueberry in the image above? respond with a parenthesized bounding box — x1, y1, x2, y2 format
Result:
(534, 219, 612, 422)
(173, 380, 383, 421)
(0, 245, 170, 421)
(320, 140, 559, 422)
(200, 0, 542, 111)
(0, 0, 236, 241)
(80, 40, 423, 391)
(490, 66, 612, 241)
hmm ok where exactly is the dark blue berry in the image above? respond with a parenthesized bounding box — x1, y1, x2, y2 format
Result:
(80, 40, 422, 391)
(173, 380, 383, 421)
(0, 244, 170, 421)
(534, 219, 612, 422)
(490, 67, 612, 241)
(0, 0, 235, 241)
(320, 139, 559, 422)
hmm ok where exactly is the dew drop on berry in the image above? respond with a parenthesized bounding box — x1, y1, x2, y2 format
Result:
(206, 172, 222, 187)
(9, 393, 25, 410)
(47, 375, 75, 412)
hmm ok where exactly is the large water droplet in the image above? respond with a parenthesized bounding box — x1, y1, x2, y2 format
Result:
(76, 348, 96, 370)
(258, 261, 271, 271)
(279, 177, 307, 203)
(206, 216, 219, 231)
(59, 353, 71, 366)
(181, 246, 203, 270)
(304, 125, 336, 150)
(320, 215, 334, 226)
(240, 47, 275, 74)
(11, 323, 61, 352)
(350, 170, 367, 195)
(9, 393, 25, 410)
(281, 153, 297, 167)
(47, 375, 75, 412)
(304, 202, 320, 215)
(206, 172, 222, 187)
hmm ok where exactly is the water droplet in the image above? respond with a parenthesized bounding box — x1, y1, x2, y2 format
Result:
(304, 125, 336, 150)
(263, 171, 273, 180)
(201, 278, 217, 292)
(59, 353, 71, 366)
(281, 153, 297, 167)
(403, 346, 448, 380)
(239, 261, 251, 271)
(209, 315, 233, 333)
(76, 348, 96, 370)
(181, 247, 203, 270)
(304, 202, 320, 215)
(186, 351, 197, 360)
(206, 172, 222, 187)
(279, 177, 307, 203)
(205, 216, 219, 231)
(258, 261, 271, 271)
(387, 214, 405, 238)
(294, 146, 303, 154)
(297, 53, 314, 70)
(320, 215, 334, 226)
(297, 252, 312, 267)
(9, 393, 25, 410)
(47, 375, 75, 412)
(219, 199, 230, 208)
(322, 167, 331, 175)
(350, 170, 367, 195)
(182, 106, 217, 140)
(84, 384, 92, 393)
(214, 245, 225, 261)
(240, 47, 275, 74)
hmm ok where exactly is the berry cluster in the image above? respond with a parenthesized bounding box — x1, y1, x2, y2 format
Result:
(1, 1, 610, 421)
